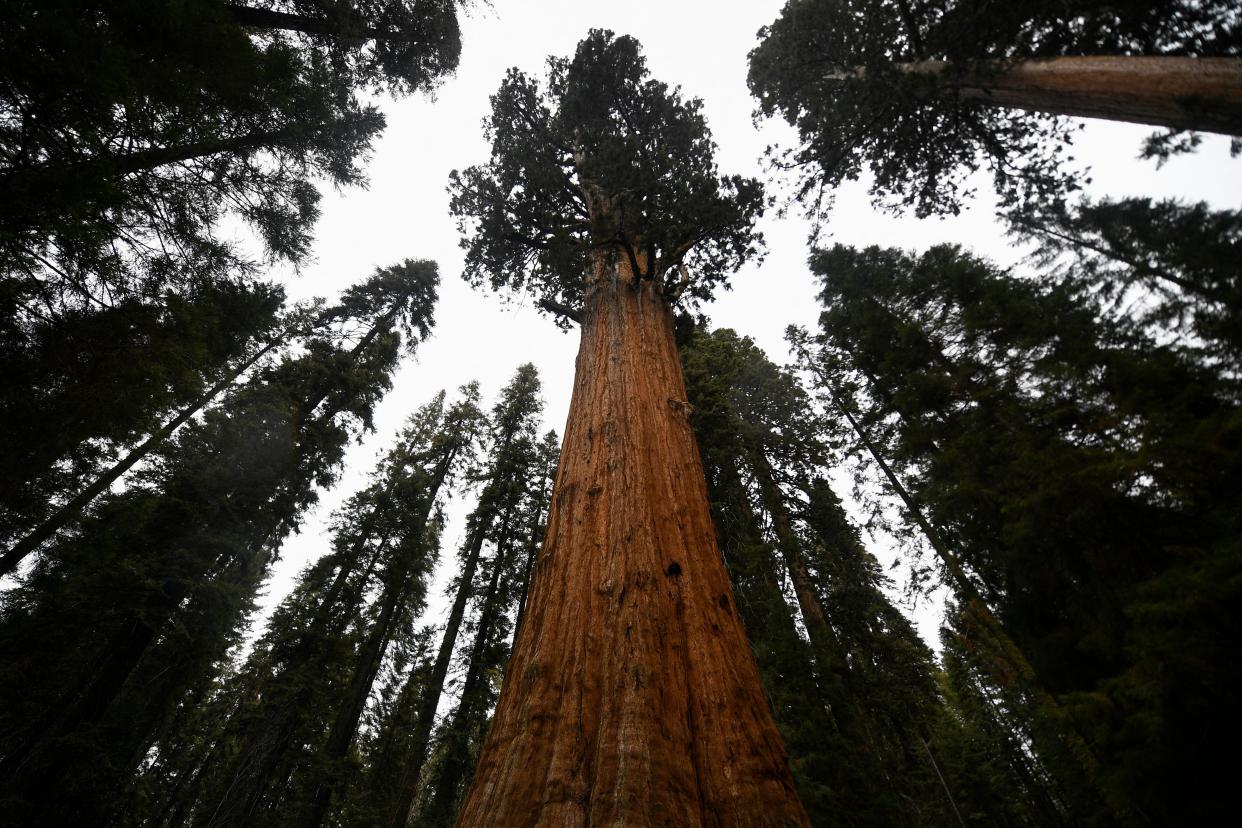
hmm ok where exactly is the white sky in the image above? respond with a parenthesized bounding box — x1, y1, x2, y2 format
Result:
(255, 0, 1242, 653)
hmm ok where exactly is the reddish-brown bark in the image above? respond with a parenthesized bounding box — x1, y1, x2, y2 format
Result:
(455, 255, 809, 827)
(905, 56, 1242, 135)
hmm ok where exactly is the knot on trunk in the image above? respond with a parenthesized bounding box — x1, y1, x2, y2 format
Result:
(667, 398, 694, 418)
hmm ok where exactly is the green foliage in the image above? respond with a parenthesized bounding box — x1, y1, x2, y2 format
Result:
(0, 261, 439, 825)
(748, 0, 1240, 219)
(1009, 196, 1242, 362)
(801, 236, 1242, 823)
(449, 30, 765, 324)
(164, 385, 478, 828)
(409, 366, 553, 827)
(930, 614, 1059, 827)
(0, 278, 285, 545)
(681, 326, 985, 826)
(0, 0, 462, 297)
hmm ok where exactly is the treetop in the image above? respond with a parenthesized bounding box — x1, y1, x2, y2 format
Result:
(449, 29, 765, 327)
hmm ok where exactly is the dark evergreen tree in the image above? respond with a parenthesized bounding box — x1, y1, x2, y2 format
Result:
(683, 327, 966, 826)
(0, 277, 286, 558)
(294, 377, 531, 828)
(416, 426, 559, 827)
(1008, 195, 1242, 362)
(928, 609, 1057, 828)
(0, 260, 439, 826)
(510, 429, 561, 640)
(148, 384, 481, 828)
(0, 0, 462, 298)
(748, 0, 1242, 220)
(796, 240, 1242, 824)
(385, 364, 546, 828)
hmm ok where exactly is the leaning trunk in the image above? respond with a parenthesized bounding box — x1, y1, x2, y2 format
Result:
(1, 337, 283, 576)
(929, 56, 1242, 135)
(455, 253, 808, 825)
(748, 450, 866, 745)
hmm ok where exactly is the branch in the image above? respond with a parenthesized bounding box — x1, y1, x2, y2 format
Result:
(664, 263, 694, 304)
(536, 297, 582, 324)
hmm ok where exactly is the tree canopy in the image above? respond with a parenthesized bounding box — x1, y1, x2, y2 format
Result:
(797, 233, 1242, 823)
(748, 0, 1242, 220)
(449, 29, 766, 325)
(0, 0, 463, 305)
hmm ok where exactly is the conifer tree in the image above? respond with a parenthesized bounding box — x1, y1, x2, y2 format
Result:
(683, 327, 961, 825)
(417, 428, 559, 827)
(1007, 195, 1242, 361)
(448, 30, 807, 824)
(385, 364, 545, 828)
(0, 277, 286, 558)
(162, 385, 481, 828)
(0, 260, 439, 825)
(511, 429, 561, 640)
(929, 613, 1060, 828)
(749, 0, 1242, 218)
(0, 0, 463, 296)
(796, 240, 1242, 823)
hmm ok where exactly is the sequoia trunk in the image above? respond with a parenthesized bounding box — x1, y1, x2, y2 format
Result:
(454, 255, 808, 826)
(936, 56, 1242, 135)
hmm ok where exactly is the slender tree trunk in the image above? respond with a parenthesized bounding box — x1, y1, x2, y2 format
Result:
(302, 567, 411, 828)
(386, 502, 501, 828)
(748, 451, 837, 661)
(295, 451, 459, 828)
(511, 480, 551, 641)
(1, 337, 282, 576)
(918, 56, 1242, 135)
(921, 737, 967, 828)
(425, 530, 515, 825)
(455, 255, 808, 826)
(747, 450, 869, 747)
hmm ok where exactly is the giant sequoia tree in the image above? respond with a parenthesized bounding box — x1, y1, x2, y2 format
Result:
(749, 0, 1242, 218)
(447, 30, 807, 824)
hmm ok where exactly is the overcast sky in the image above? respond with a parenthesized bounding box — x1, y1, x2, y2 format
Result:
(254, 0, 1242, 650)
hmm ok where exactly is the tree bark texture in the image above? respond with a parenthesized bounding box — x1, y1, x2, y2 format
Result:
(947, 56, 1242, 135)
(454, 255, 809, 827)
